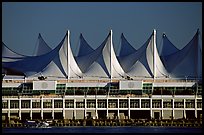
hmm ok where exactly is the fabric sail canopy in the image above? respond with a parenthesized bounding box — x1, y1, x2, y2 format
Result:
(2, 42, 27, 62)
(162, 29, 202, 79)
(118, 33, 137, 57)
(2, 33, 52, 62)
(3, 31, 82, 78)
(2, 29, 202, 80)
(75, 33, 94, 57)
(33, 33, 52, 56)
(118, 30, 169, 79)
(76, 30, 125, 79)
(158, 33, 180, 57)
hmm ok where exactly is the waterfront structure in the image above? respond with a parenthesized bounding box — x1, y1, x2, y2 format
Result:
(2, 29, 202, 121)
(2, 79, 202, 120)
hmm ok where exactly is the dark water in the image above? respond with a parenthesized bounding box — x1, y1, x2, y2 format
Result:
(2, 126, 202, 133)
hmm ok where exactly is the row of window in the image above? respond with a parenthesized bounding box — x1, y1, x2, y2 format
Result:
(2, 99, 202, 109)
(2, 89, 201, 96)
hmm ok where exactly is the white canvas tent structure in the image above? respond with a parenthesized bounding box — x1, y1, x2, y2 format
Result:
(2, 42, 27, 62)
(161, 29, 202, 79)
(2, 33, 52, 62)
(158, 33, 180, 57)
(3, 31, 82, 79)
(118, 30, 169, 79)
(76, 30, 126, 79)
(118, 33, 137, 57)
(2, 29, 202, 81)
(75, 33, 94, 57)
(33, 33, 52, 56)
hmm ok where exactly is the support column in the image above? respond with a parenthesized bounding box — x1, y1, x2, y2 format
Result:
(95, 98, 98, 119)
(84, 97, 87, 119)
(139, 99, 141, 109)
(30, 99, 32, 120)
(172, 98, 174, 119)
(8, 99, 10, 120)
(161, 99, 163, 119)
(150, 98, 153, 119)
(63, 97, 65, 119)
(41, 96, 43, 120)
(117, 98, 119, 119)
(195, 99, 197, 118)
(19, 97, 21, 120)
(183, 99, 186, 119)
(73, 99, 76, 119)
(128, 97, 130, 119)
(52, 98, 54, 119)
(106, 98, 109, 118)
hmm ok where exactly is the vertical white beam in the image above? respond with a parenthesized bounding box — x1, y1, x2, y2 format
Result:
(30, 99, 32, 120)
(150, 98, 153, 119)
(183, 99, 186, 119)
(52, 98, 54, 119)
(117, 98, 119, 119)
(172, 98, 174, 119)
(19, 98, 21, 120)
(139, 99, 141, 109)
(8, 99, 10, 120)
(41, 96, 43, 120)
(67, 30, 70, 80)
(110, 29, 113, 80)
(128, 97, 130, 119)
(95, 98, 98, 119)
(195, 99, 197, 118)
(106, 98, 109, 118)
(74, 99, 76, 119)
(161, 99, 163, 119)
(63, 97, 65, 119)
(153, 29, 157, 79)
(84, 97, 87, 119)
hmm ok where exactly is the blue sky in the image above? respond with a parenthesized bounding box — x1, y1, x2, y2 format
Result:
(2, 2, 202, 56)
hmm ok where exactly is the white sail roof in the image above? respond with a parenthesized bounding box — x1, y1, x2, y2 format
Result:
(2, 34, 52, 62)
(3, 31, 82, 79)
(2, 42, 27, 62)
(33, 33, 52, 56)
(118, 30, 169, 79)
(2, 29, 201, 81)
(76, 30, 125, 79)
(118, 33, 137, 57)
(162, 29, 202, 79)
(158, 33, 180, 57)
(75, 33, 94, 57)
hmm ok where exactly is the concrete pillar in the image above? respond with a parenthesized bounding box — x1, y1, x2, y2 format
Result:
(63, 97, 65, 119)
(161, 99, 163, 119)
(172, 98, 174, 119)
(84, 97, 87, 119)
(73, 99, 76, 119)
(183, 99, 186, 119)
(106, 97, 109, 118)
(139, 99, 141, 108)
(8, 99, 10, 120)
(128, 97, 130, 119)
(19, 98, 21, 120)
(195, 99, 197, 118)
(95, 98, 98, 119)
(30, 99, 32, 120)
(150, 98, 152, 119)
(41, 96, 43, 120)
(52, 98, 54, 119)
(117, 98, 119, 119)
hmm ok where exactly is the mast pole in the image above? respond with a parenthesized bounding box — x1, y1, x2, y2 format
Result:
(67, 30, 70, 80)
(153, 29, 157, 81)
